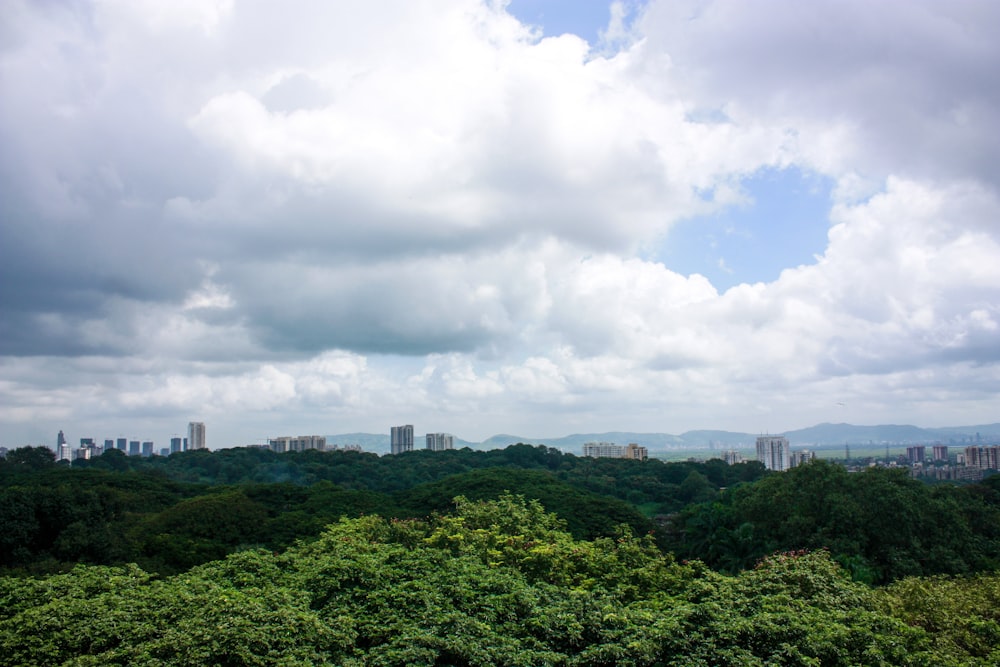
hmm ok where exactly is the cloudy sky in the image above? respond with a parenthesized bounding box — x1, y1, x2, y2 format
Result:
(2, 0, 999, 449)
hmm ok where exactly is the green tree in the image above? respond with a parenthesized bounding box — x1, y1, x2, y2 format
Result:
(3, 446, 55, 471)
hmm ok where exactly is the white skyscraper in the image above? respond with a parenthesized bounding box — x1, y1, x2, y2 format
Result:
(188, 421, 206, 450)
(56, 430, 72, 462)
(756, 435, 790, 471)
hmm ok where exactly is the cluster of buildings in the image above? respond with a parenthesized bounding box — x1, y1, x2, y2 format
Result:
(54, 422, 206, 462)
(389, 425, 455, 454)
(743, 437, 997, 479)
(964, 445, 1000, 470)
(258, 435, 362, 453)
(907, 444, 1000, 481)
(580, 441, 648, 460)
(578, 436, 816, 470)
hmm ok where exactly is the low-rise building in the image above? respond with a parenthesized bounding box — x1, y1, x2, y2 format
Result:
(623, 443, 648, 460)
(582, 442, 647, 460)
(790, 449, 815, 468)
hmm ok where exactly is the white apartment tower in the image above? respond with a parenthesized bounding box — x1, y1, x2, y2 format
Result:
(391, 425, 414, 455)
(756, 435, 790, 472)
(425, 433, 454, 451)
(188, 421, 207, 450)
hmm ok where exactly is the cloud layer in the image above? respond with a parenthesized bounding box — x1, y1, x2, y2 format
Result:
(2, 0, 999, 446)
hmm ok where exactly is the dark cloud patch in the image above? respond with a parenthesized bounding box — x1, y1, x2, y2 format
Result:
(226, 256, 517, 356)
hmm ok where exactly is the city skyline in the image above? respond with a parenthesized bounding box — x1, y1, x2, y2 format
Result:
(20, 419, 999, 456)
(3, 1, 1000, 448)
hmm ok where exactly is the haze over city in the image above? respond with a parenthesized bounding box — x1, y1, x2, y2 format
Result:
(2, 0, 999, 449)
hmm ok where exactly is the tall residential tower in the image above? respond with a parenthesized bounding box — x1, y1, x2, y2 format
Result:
(390, 425, 414, 455)
(188, 422, 206, 450)
(756, 435, 790, 472)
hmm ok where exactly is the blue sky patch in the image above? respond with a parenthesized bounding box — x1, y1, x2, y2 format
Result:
(506, 0, 630, 45)
(654, 167, 834, 291)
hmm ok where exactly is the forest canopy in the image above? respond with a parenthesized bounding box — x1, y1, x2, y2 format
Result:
(1, 494, 998, 666)
(1, 444, 999, 664)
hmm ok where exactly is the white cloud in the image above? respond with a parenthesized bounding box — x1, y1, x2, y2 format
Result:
(2, 0, 1000, 446)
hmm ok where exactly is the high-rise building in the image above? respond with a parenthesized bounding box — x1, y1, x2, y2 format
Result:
(932, 445, 949, 462)
(116, 437, 127, 452)
(724, 449, 743, 465)
(104, 439, 114, 451)
(425, 433, 454, 451)
(390, 425, 414, 455)
(188, 422, 207, 450)
(57, 430, 72, 462)
(965, 445, 1000, 470)
(170, 437, 183, 454)
(129, 440, 140, 456)
(906, 445, 926, 465)
(756, 435, 790, 472)
(142, 441, 154, 457)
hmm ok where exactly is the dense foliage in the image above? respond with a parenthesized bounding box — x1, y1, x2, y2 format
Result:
(3, 446, 999, 586)
(1, 495, 998, 666)
(0, 445, 761, 573)
(4, 447, 1000, 664)
(665, 459, 1000, 583)
(0, 447, 661, 574)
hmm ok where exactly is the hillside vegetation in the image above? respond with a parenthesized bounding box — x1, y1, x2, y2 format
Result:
(1, 494, 998, 666)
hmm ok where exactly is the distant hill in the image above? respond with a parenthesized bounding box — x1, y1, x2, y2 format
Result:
(324, 433, 389, 451)
(330, 423, 1000, 455)
(677, 430, 756, 447)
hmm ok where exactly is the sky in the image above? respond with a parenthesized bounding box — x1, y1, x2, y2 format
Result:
(2, 0, 1000, 449)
